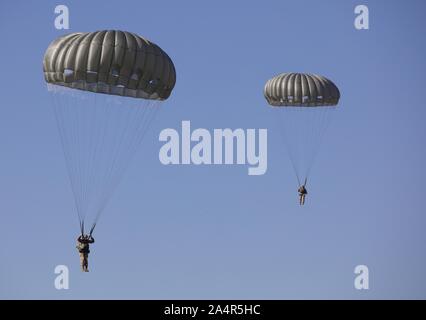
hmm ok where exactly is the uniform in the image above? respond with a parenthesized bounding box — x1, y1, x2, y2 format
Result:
(76, 236, 94, 272)
(298, 185, 308, 205)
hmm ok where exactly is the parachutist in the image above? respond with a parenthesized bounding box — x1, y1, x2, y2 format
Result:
(76, 234, 95, 272)
(264, 73, 340, 206)
(298, 185, 307, 206)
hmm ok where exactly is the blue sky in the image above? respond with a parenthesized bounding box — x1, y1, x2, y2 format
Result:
(1, 0, 426, 299)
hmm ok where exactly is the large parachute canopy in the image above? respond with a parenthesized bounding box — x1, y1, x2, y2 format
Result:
(264, 73, 340, 192)
(43, 30, 176, 235)
(43, 30, 176, 100)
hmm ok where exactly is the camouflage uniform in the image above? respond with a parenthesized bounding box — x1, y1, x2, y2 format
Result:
(298, 186, 307, 206)
(76, 236, 94, 272)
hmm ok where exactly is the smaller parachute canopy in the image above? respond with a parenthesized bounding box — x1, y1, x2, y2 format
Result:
(43, 30, 176, 100)
(264, 73, 340, 107)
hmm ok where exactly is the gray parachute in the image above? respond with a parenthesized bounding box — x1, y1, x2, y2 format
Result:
(264, 73, 340, 107)
(264, 72, 340, 194)
(44, 30, 176, 236)
(43, 30, 176, 100)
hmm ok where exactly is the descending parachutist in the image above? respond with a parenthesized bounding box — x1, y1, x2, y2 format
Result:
(44, 30, 176, 271)
(76, 234, 95, 272)
(298, 184, 308, 206)
(264, 72, 340, 205)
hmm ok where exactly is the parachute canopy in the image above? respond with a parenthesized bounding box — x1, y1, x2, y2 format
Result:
(43, 30, 176, 100)
(264, 73, 340, 107)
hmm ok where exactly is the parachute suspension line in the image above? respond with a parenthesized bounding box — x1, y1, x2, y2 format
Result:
(89, 99, 161, 232)
(304, 106, 335, 181)
(279, 121, 297, 185)
(50, 83, 163, 235)
(69, 89, 88, 228)
(304, 107, 320, 181)
(87, 98, 136, 232)
(50, 86, 84, 231)
(80, 93, 95, 222)
(89, 222, 96, 237)
(301, 107, 316, 182)
(92, 101, 143, 222)
(89, 102, 159, 233)
(85, 91, 114, 231)
(77, 91, 91, 229)
(80, 91, 109, 230)
(71, 91, 84, 220)
(277, 106, 335, 187)
(91, 96, 158, 232)
(83, 92, 100, 221)
(303, 107, 319, 182)
(85, 90, 110, 229)
(301, 106, 329, 183)
(71, 90, 88, 226)
(76, 92, 88, 224)
(278, 108, 301, 186)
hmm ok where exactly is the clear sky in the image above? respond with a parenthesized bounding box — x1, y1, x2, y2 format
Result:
(0, 0, 425, 299)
